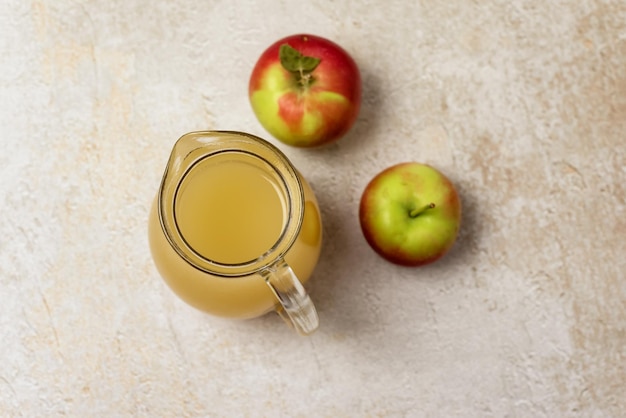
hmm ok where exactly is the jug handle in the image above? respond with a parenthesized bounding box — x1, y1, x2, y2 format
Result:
(262, 259, 319, 335)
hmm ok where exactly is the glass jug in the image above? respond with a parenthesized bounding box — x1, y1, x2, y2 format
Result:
(148, 131, 322, 335)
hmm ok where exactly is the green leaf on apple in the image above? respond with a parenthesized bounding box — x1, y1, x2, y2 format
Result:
(279, 44, 320, 87)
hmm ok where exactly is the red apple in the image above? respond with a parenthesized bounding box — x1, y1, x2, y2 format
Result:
(359, 163, 462, 267)
(249, 34, 361, 147)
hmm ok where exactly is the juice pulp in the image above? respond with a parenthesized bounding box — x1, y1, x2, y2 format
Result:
(148, 151, 322, 319)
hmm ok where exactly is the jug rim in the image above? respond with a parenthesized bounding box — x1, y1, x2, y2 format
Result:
(157, 130, 305, 277)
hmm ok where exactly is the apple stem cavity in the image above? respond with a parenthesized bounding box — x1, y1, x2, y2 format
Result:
(279, 44, 321, 89)
(409, 203, 436, 218)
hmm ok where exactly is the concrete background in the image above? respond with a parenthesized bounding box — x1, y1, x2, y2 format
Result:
(1, 0, 625, 416)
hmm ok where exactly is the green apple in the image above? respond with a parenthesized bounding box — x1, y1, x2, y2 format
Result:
(359, 162, 462, 266)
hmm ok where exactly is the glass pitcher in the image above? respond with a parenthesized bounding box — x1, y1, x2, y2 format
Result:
(148, 131, 322, 335)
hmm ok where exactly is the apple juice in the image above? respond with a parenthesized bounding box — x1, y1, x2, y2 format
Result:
(148, 150, 322, 319)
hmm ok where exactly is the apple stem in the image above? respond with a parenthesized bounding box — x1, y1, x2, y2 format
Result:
(409, 203, 436, 218)
(298, 68, 312, 87)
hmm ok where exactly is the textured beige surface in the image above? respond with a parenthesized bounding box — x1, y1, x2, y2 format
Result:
(1, 1, 625, 416)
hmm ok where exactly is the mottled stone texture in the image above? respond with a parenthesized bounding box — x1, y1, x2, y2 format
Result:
(1, 1, 625, 417)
